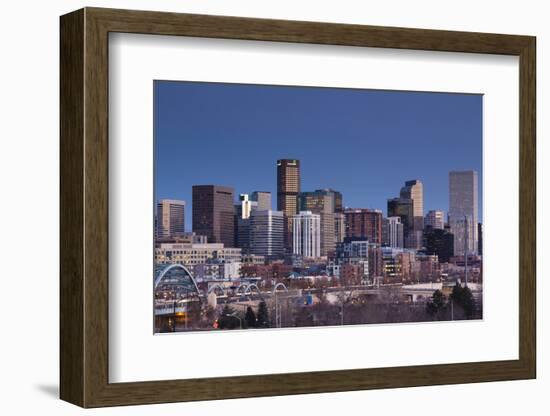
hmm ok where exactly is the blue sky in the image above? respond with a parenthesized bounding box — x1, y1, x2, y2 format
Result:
(154, 81, 482, 230)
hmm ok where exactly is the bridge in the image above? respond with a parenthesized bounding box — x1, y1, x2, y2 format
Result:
(154, 263, 482, 316)
(154, 263, 294, 316)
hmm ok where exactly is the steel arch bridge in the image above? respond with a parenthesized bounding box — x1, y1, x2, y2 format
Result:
(272, 282, 288, 294)
(236, 283, 262, 296)
(207, 283, 227, 296)
(154, 263, 201, 295)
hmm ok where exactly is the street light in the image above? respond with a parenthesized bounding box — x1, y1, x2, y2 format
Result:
(223, 312, 242, 330)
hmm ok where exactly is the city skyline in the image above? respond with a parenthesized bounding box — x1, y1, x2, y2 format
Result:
(153, 81, 484, 333)
(154, 81, 483, 230)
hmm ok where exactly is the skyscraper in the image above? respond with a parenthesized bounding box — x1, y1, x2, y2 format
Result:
(192, 185, 235, 247)
(277, 159, 301, 252)
(334, 191, 344, 213)
(387, 198, 413, 243)
(382, 216, 404, 248)
(236, 216, 251, 254)
(299, 189, 341, 256)
(237, 193, 257, 219)
(400, 179, 424, 248)
(449, 171, 479, 256)
(423, 227, 454, 263)
(292, 211, 321, 258)
(234, 194, 255, 253)
(277, 159, 301, 216)
(156, 199, 186, 239)
(334, 212, 346, 244)
(425, 210, 445, 230)
(249, 210, 285, 258)
(400, 180, 424, 227)
(344, 208, 383, 244)
(250, 191, 272, 211)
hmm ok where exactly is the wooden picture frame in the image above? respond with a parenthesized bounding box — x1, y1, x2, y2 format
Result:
(60, 7, 536, 408)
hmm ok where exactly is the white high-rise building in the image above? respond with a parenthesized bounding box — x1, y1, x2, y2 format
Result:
(249, 210, 284, 258)
(449, 171, 479, 256)
(156, 199, 185, 239)
(383, 216, 404, 248)
(292, 211, 321, 258)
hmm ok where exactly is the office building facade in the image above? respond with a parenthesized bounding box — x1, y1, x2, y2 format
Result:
(155, 242, 242, 267)
(237, 193, 257, 219)
(423, 227, 454, 263)
(382, 216, 404, 248)
(344, 208, 383, 244)
(291, 210, 321, 258)
(387, 197, 414, 246)
(192, 185, 235, 247)
(277, 159, 301, 217)
(299, 189, 342, 256)
(249, 210, 285, 258)
(277, 159, 301, 252)
(400, 179, 424, 231)
(425, 210, 445, 230)
(332, 238, 369, 283)
(448, 170, 479, 255)
(156, 199, 186, 239)
(334, 212, 346, 244)
(399, 180, 424, 249)
(251, 191, 272, 211)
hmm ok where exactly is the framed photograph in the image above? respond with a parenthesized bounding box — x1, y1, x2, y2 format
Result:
(60, 7, 536, 408)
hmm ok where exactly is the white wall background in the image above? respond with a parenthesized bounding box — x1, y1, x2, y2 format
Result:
(0, 0, 545, 414)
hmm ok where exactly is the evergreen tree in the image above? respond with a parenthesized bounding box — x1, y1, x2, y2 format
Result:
(460, 285, 475, 318)
(426, 289, 446, 317)
(450, 282, 476, 319)
(219, 304, 239, 329)
(450, 282, 462, 302)
(245, 306, 257, 328)
(257, 301, 270, 328)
